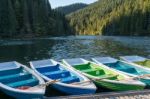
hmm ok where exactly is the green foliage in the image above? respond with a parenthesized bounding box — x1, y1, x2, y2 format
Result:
(56, 3, 88, 15)
(0, 0, 17, 37)
(0, 0, 72, 38)
(67, 0, 150, 36)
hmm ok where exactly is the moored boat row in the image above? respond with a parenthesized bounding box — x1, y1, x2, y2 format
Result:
(30, 59, 96, 95)
(62, 58, 145, 91)
(0, 55, 150, 98)
(92, 56, 150, 87)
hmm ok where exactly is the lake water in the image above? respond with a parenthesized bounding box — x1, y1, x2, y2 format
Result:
(0, 36, 150, 98)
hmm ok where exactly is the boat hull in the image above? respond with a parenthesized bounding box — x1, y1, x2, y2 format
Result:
(139, 79, 150, 88)
(1, 88, 44, 99)
(52, 84, 96, 95)
(94, 80, 144, 91)
(0, 61, 45, 99)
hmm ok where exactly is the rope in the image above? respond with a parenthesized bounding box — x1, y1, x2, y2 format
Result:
(39, 79, 61, 87)
(29, 79, 61, 89)
(25, 79, 61, 90)
(71, 80, 92, 85)
(133, 74, 150, 80)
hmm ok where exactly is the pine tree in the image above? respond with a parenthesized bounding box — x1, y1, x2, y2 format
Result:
(0, 0, 72, 38)
(68, 0, 150, 36)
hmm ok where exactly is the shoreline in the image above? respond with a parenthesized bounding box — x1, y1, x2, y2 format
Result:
(48, 89, 150, 99)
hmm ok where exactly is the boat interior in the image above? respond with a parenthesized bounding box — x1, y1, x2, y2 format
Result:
(121, 56, 150, 68)
(0, 67, 39, 89)
(72, 62, 122, 80)
(134, 60, 150, 68)
(36, 64, 82, 84)
(104, 61, 150, 75)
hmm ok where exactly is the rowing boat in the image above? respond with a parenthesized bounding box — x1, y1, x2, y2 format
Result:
(62, 58, 145, 91)
(30, 59, 96, 95)
(92, 57, 150, 87)
(0, 61, 45, 99)
(120, 55, 150, 68)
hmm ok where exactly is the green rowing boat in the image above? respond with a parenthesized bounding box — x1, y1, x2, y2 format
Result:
(120, 56, 150, 68)
(62, 58, 145, 91)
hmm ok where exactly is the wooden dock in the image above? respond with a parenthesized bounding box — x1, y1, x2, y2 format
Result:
(46, 90, 150, 99)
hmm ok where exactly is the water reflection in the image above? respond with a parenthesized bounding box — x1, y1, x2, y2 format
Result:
(51, 38, 149, 60)
(0, 36, 149, 64)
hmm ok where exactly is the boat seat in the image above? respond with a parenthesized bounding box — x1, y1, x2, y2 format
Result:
(97, 74, 118, 80)
(0, 67, 22, 76)
(44, 70, 71, 79)
(135, 61, 145, 66)
(61, 76, 80, 84)
(115, 62, 130, 69)
(115, 66, 125, 70)
(144, 60, 150, 67)
(85, 69, 105, 76)
(105, 63, 118, 68)
(74, 63, 91, 71)
(135, 60, 150, 68)
(0, 73, 32, 84)
(118, 67, 137, 73)
(36, 65, 59, 73)
(81, 69, 94, 72)
(7, 78, 39, 88)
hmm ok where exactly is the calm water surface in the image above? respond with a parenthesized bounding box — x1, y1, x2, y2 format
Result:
(0, 36, 150, 98)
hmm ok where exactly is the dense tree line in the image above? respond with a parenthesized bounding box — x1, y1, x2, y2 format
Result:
(0, 0, 72, 38)
(56, 3, 88, 15)
(67, 0, 150, 36)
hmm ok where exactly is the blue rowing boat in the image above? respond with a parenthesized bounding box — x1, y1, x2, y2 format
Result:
(0, 61, 45, 99)
(30, 59, 96, 95)
(92, 57, 150, 87)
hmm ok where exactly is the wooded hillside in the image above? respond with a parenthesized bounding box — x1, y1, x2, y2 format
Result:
(67, 0, 150, 36)
(56, 3, 88, 15)
(0, 0, 72, 38)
